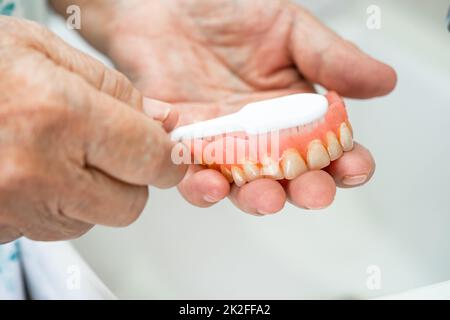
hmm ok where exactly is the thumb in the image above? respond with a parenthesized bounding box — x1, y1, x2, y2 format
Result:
(289, 6, 397, 98)
(75, 77, 188, 189)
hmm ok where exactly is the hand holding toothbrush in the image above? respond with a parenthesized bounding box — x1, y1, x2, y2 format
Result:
(0, 17, 187, 243)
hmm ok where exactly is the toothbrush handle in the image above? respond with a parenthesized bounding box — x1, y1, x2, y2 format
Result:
(170, 113, 242, 141)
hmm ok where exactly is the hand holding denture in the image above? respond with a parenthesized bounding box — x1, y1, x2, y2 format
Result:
(80, 0, 397, 214)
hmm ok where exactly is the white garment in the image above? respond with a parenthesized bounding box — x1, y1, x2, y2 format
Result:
(19, 239, 115, 300)
(0, 243, 25, 300)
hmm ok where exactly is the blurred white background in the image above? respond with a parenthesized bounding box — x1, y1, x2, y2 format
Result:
(46, 0, 450, 299)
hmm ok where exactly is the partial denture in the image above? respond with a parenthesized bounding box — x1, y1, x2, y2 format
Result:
(181, 92, 355, 186)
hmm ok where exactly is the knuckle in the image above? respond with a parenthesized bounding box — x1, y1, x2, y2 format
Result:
(22, 210, 93, 241)
(0, 90, 84, 148)
(0, 226, 22, 244)
(0, 16, 47, 47)
(118, 187, 148, 227)
(0, 152, 39, 191)
(100, 68, 138, 106)
(51, 218, 93, 241)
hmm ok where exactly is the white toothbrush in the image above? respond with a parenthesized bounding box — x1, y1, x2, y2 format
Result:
(171, 93, 328, 141)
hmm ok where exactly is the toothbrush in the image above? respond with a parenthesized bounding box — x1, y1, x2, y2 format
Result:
(170, 92, 354, 186)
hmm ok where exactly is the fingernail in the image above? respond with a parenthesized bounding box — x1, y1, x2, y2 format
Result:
(143, 97, 171, 121)
(251, 212, 265, 217)
(304, 205, 327, 210)
(342, 174, 368, 186)
(257, 207, 279, 215)
(203, 194, 222, 203)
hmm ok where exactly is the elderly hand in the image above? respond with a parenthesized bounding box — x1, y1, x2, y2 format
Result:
(68, 0, 396, 215)
(0, 17, 187, 243)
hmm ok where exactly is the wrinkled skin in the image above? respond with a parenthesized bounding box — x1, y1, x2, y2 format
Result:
(0, 17, 187, 243)
(71, 0, 396, 215)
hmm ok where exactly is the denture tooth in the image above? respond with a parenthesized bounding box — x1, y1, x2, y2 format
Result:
(339, 123, 354, 152)
(281, 148, 307, 180)
(243, 160, 261, 182)
(326, 132, 343, 161)
(347, 121, 354, 137)
(261, 156, 284, 180)
(307, 140, 331, 170)
(220, 165, 234, 183)
(231, 166, 247, 187)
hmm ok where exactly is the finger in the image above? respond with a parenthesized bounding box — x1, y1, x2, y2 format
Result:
(177, 166, 230, 208)
(286, 170, 336, 210)
(21, 220, 93, 242)
(229, 179, 286, 216)
(37, 24, 182, 134)
(31, 23, 143, 108)
(0, 225, 21, 244)
(65, 168, 149, 227)
(290, 6, 397, 98)
(143, 97, 179, 132)
(4, 205, 93, 242)
(64, 73, 188, 188)
(325, 142, 375, 188)
(162, 109, 179, 132)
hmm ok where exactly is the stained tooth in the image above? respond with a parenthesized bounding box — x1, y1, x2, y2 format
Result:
(220, 165, 234, 183)
(326, 132, 343, 161)
(208, 163, 220, 171)
(281, 148, 307, 180)
(307, 140, 331, 170)
(243, 160, 261, 182)
(347, 121, 354, 137)
(339, 123, 354, 152)
(261, 156, 284, 180)
(231, 166, 247, 187)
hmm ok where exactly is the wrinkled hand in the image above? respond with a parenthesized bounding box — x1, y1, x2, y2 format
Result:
(0, 17, 186, 243)
(78, 0, 396, 215)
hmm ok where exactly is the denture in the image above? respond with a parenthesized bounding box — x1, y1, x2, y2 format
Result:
(172, 92, 353, 186)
